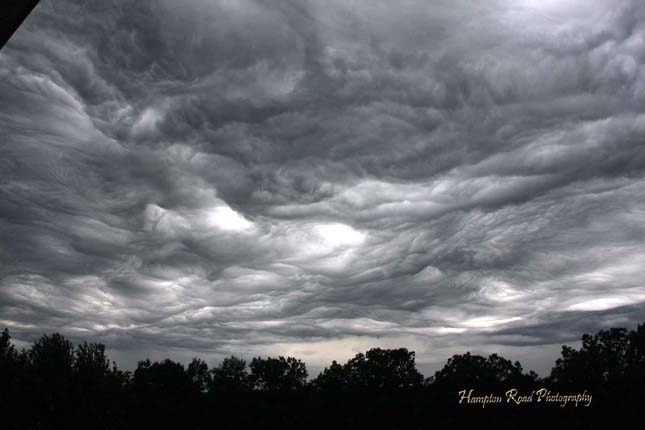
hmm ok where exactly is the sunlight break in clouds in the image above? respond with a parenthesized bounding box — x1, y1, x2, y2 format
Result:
(313, 223, 365, 249)
(206, 206, 255, 232)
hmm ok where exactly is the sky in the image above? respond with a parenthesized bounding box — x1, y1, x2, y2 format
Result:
(1, 0, 645, 376)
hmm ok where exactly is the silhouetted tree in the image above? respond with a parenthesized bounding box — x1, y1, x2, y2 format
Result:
(314, 347, 423, 392)
(549, 327, 629, 390)
(431, 352, 535, 390)
(310, 348, 425, 428)
(28, 332, 75, 376)
(311, 360, 347, 391)
(349, 347, 424, 390)
(73, 341, 127, 429)
(187, 357, 210, 392)
(626, 323, 645, 372)
(0, 328, 17, 360)
(624, 323, 645, 408)
(22, 333, 76, 428)
(544, 324, 645, 427)
(130, 358, 203, 428)
(75, 341, 110, 378)
(249, 356, 307, 391)
(0, 329, 22, 427)
(209, 355, 250, 394)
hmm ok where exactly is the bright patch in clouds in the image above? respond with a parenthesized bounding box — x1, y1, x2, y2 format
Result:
(460, 316, 523, 329)
(132, 107, 163, 135)
(566, 295, 645, 312)
(206, 206, 255, 232)
(313, 223, 365, 248)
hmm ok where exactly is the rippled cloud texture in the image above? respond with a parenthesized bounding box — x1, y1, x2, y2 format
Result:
(2, 0, 645, 374)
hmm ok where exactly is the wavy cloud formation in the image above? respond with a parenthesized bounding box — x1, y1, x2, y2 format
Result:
(1, 0, 645, 374)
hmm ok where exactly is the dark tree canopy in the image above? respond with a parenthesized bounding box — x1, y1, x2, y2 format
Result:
(28, 332, 74, 376)
(549, 324, 645, 390)
(313, 347, 423, 391)
(432, 352, 537, 390)
(187, 357, 210, 392)
(74, 342, 110, 378)
(0, 328, 17, 361)
(0, 323, 643, 429)
(210, 355, 250, 393)
(132, 358, 195, 394)
(249, 355, 307, 391)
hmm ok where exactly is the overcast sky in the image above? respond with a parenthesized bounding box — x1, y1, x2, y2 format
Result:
(1, 0, 645, 376)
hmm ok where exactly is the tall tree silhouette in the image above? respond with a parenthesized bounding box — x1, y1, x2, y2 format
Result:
(311, 348, 425, 428)
(431, 352, 537, 391)
(249, 356, 307, 391)
(313, 347, 423, 391)
(130, 358, 204, 428)
(73, 341, 127, 428)
(24, 333, 75, 428)
(187, 357, 210, 392)
(0, 329, 22, 428)
(546, 324, 645, 426)
(550, 327, 629, 390)
(209, 355, 250, 394)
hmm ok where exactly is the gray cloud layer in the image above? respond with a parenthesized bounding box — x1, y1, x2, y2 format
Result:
(1, 0, 645, 374)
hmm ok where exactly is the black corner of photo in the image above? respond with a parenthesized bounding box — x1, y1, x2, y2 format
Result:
(0, 0, 40, 50)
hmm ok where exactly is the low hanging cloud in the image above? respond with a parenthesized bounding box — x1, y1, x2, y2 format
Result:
(1, 0, 645, 375)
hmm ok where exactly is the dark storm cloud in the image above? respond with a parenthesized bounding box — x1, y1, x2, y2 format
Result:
(1, 0, 645, 373)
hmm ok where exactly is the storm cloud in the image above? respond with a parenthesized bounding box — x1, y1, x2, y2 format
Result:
(1, 0, 645, 375)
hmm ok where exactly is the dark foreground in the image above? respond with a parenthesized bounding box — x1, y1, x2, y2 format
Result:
(1, 323, 643, 429)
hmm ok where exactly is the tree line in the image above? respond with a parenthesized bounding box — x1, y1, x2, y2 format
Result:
(1, 323, 643, 429)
